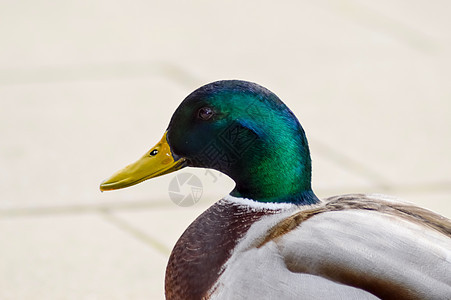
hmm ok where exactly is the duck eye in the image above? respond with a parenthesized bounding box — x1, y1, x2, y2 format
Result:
(198, 107, 214, 120)
(149, 149, 158, 156)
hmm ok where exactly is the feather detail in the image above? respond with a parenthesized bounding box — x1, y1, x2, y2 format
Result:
(258, 194, 450, 247)
(209, 194, 451, 300)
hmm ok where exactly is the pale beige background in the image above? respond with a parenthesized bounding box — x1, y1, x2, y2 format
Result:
(1, 1, 450, 299)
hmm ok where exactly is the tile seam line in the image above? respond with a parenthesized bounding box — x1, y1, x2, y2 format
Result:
(0, 201, 211, 218)
(1, 183, 450, 218)
(0, 61, 203, 87)
(99, 209, 171, 256)
(310, 137, 392, 188)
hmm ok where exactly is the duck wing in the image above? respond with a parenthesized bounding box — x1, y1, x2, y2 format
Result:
(265, 194, 451, 300)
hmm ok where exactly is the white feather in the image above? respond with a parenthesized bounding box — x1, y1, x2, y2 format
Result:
(223, 194, 298, 211)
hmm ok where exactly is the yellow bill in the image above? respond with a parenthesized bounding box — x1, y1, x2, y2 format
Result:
(100, 132, 186, 191)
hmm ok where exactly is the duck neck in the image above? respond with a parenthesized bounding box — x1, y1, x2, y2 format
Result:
(228, 134, 319, 206)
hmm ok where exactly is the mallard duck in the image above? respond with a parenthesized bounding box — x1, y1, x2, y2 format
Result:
(100, 80, 451, 300)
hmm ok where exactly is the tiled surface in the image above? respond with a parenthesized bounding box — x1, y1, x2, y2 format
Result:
(0, 213, 167, 299)
(1, 0, 450, 299)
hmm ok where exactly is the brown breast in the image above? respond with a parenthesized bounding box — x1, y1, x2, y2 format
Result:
(165, 200, 279, 300)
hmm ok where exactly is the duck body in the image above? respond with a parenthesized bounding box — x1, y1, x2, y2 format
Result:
(166, 194, 451, 300)
(100, 80, 451, 299)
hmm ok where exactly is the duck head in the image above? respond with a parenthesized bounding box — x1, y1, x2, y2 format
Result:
(100, 80, 318, 205)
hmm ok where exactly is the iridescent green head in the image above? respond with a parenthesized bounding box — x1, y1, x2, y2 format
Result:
(101, 80, 319, 205)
